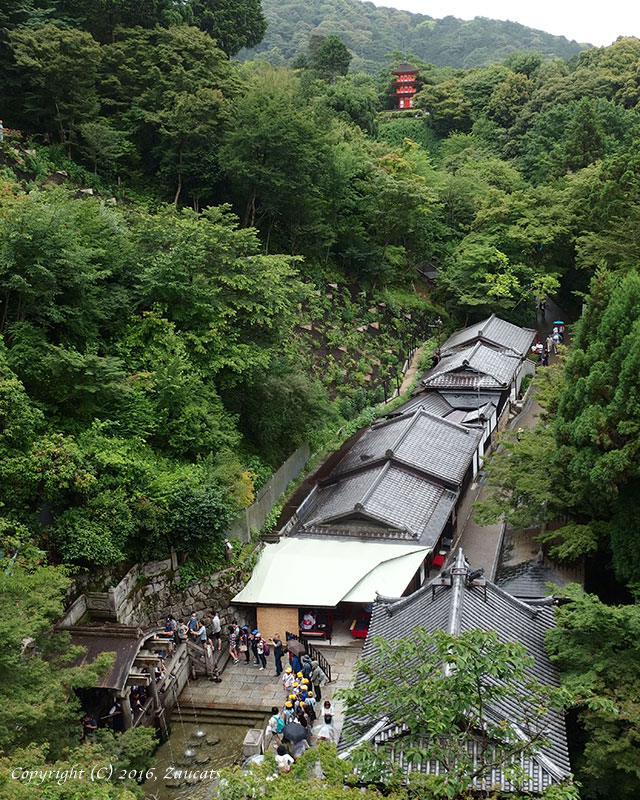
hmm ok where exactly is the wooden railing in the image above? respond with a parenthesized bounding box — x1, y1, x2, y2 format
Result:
(286, 632, 332, 683)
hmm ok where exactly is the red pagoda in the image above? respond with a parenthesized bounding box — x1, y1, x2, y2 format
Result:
(392, 61, 419, 109)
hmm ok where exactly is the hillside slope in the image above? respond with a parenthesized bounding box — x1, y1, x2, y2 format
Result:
(241, 0, 589, 71)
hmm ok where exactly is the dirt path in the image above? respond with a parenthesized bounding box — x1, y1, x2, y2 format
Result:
(399, 344, 425, 395)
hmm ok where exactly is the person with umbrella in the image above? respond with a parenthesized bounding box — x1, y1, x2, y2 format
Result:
(287, 637, 305, 673)
(282, 719, 310, 759)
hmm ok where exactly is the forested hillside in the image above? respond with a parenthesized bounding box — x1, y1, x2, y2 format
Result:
(242, 0, 587, 71)
(3, 1, 640, 795)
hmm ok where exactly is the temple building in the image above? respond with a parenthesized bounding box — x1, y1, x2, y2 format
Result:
(392, 61, 419, 109)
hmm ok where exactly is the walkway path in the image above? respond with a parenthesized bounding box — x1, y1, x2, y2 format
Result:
(399, 344, 426, 395)
(177, 644, 362, 740)
(450, 297, 571, 578)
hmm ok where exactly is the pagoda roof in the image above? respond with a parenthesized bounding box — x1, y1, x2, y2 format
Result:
(392, 62, 419, 74)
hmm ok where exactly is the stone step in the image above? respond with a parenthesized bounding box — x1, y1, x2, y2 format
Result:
(171, 707, 266, 727)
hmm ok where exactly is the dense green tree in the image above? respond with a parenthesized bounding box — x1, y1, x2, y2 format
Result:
(564, 98, 605, 170)
(487, 71, 533, 128)
(189, 0, 266, 56)
(0, 561, 111, 755)
(98, 24, 232, 193)
(0, 188, 129, 346)
(219, 66, 330, 252)
(416, 80, 473, 136)
(308, 34, 352, 84)
(320, 73, 379, 134)
(78, 119, 132, 175)
(132, 204, 304, 379)
(10, 24, 101, 146)
(168, 480, 236, 563)
(226, 357, 336, 466)
(54, 0, 188, 44)
(547, 588, 640, 800)
(553, 270, 640, 582)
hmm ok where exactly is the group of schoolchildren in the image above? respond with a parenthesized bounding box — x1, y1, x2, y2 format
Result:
(266, 655, 334, 772)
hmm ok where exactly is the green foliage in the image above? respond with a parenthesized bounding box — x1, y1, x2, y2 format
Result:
(10, 24, 100, 144)
(554, 270, 640, 582)
(168, 480, 236, 559)
(190, 0, 267, 56)
(0, 730, 156, 799)
(547, 589, 640, 799)
(308, 34, 352, 84)
(0, 561, 114, 758)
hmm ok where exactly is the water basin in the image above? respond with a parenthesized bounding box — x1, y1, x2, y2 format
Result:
(144, 717, 266, 800)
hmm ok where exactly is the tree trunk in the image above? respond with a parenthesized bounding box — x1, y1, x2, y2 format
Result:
(173, 174, 182, 207)
(0, 291, 10, 333)
(173, 146, 183, 207)
(265, 218, 275, 255)
(242, 185, 257, 228)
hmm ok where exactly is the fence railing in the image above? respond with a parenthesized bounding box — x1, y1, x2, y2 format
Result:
(228, 443, 310, 543)
(286, 631, 332, 683)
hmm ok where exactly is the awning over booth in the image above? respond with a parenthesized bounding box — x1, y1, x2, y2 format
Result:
(232, 537, 430, 607)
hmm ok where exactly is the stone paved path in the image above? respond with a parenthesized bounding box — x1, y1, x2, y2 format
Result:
(178, 644, 363, 742)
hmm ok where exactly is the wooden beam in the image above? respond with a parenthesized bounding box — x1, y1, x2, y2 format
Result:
(126, 673, 151, 687)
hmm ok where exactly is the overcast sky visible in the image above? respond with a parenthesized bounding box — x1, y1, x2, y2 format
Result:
(367, 0, 640, 47)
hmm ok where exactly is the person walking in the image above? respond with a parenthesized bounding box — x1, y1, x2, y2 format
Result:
(228, 624, 239, 665)
(310, 660, 327, 703)
(282, 666, 294, 692)
(301, 654, 313, 679)
(210, 610, 222, 651)
(251, 629, 260, 666)
(270, 632, 284, 676)
(188, 611, 199, 638)
(267, 705, 285, 745)
(196, 620, 210, 648)
(542, 349, 549, 367)
(256, 636, 267, 670)
(176, 619, 188, 645)
(239, 626, 250, 664)
(545, 334, 553, 354)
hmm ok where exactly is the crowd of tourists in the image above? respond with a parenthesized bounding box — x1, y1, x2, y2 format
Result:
(185, 613, 333, 768)
(265, 659, 333, 771)
(532, 323, 564, 367)
(89, 608, 334, 758)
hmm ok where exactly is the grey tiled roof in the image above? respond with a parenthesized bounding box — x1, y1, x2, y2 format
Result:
(333, 410, 482, 486)
(442, 314, 536, 357)
(299, 462, 458, 548)
(497, 559, 567, 600)
(339, 550, 571, 793)
(462, 401, 496, 423)
(421, 343, 522, 391)
(385, 392, 453, 419)
(440, 391, 502, 410)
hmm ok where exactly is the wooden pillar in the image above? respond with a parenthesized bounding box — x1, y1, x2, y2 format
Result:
(118, 689, 133, 731)
(148, 677, 168, 737)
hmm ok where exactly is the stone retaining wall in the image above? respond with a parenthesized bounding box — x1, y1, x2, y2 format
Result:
(114, 557, 258, 630)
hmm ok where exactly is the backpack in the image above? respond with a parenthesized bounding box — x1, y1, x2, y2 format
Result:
(275, 715, 285, 733)
(302, 661, 312, 678)
(263, 641, 270, 656)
